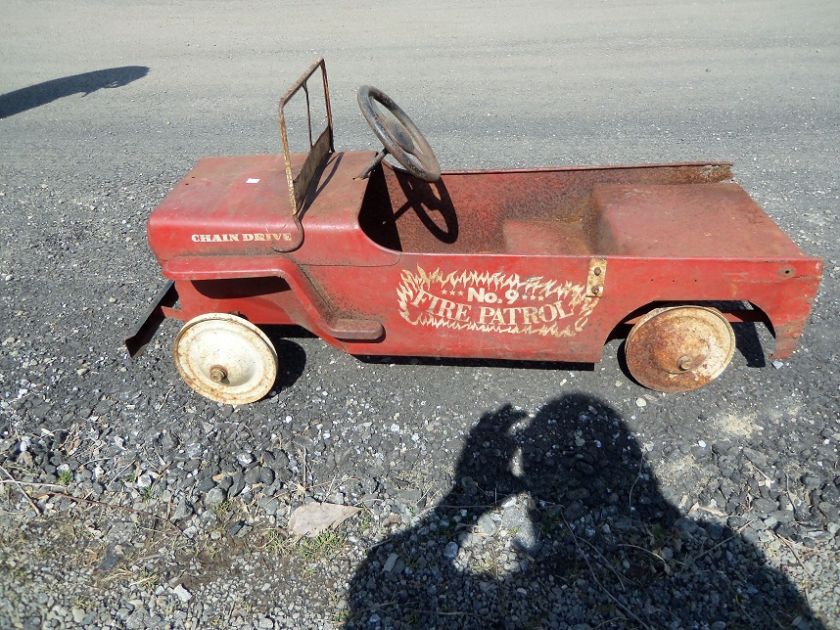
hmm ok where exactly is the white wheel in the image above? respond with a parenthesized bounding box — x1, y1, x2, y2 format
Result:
(173, 313, 278, 405)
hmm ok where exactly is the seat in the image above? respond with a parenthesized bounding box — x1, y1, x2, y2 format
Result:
(594, 183, 806, 258)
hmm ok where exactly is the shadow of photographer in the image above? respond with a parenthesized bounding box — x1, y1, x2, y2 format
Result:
(346, 393, 821, 628)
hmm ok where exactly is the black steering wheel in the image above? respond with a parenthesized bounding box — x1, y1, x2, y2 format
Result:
(357, 85, 441, 182)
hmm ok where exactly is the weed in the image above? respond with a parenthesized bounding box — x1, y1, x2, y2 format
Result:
(134, 569, 160, 590)
(258, 527, 348, 563)
(214, 499, 234, 518)
(297, 530, 346, 561)
(647, 522, 668, 547)
(71, 594, 95, 611)
(58, 469, 73, 485)
(122, 467, 140, 485)
(104, 568, 160, 590)
(356, 509, 375, 534)
(263, 529, 295, 556)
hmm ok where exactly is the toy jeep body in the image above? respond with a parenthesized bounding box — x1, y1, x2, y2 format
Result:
(128, 59, 822, 403)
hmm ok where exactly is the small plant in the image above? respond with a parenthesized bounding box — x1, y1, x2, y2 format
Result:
(130, 569, 160, 590)
(214, 499, 234, 517)
(259, 527, 347, 561)
(57, 469, 73, 485)
(356, 509, 375, 534)
(646, 522, 668, 547)
(297, 530, 346, 561)
(71, 594, 95, 611)
(263, 529, 294, 556)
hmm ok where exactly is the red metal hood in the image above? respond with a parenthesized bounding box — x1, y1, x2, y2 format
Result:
(147, 155, 302, 266)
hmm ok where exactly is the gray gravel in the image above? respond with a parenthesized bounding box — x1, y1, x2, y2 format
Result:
(2, 1, 839, 628)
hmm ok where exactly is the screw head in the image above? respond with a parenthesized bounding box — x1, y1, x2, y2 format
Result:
(209, 365, 228, 383)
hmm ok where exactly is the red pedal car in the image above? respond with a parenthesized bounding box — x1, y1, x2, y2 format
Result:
(127, 59, 822, 404)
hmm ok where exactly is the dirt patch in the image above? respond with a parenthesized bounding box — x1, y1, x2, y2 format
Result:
(714, 412, 761, 439)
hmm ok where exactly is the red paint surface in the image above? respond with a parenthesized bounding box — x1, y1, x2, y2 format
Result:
(147, 152, 822, 364)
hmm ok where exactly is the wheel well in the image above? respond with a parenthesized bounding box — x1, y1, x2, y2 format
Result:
(604, 299, 774, 344)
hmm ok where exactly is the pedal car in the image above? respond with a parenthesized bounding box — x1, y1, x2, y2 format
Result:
(127, 59, 823, 403)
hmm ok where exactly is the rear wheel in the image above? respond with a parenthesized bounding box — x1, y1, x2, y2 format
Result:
(625, 306, 735, 393)
(173, 313, 278, 404)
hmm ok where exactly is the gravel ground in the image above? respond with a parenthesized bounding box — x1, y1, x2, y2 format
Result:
(1, 1, 839, 628)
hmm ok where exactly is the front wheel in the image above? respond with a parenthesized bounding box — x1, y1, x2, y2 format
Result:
(624, 306, 736, 393)
(173, 313, 278, 404)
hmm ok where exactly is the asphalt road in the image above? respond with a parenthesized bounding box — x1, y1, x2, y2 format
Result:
(1, 1, 839, 627)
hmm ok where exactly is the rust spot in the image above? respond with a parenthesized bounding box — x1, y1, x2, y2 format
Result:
(625, 306, 735, 393)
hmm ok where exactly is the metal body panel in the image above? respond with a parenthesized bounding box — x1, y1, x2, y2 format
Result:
(143, 153, 821, 366)
(147, 151, 378, 265)
(159, 253, 820, 363)
(594, 183, 807, 258)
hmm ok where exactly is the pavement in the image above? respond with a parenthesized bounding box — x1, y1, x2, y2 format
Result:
(1, 1, 839, 628)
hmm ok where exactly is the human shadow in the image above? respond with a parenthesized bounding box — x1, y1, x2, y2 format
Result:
(345, 393, 822, 628)
(0, 66, 149, 119)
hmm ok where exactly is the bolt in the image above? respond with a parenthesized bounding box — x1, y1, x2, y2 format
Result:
(209, 365, 228, 383)
(677, 355, 693, 371)
(592, 286, 601, 296)
(593, 267, 602, 276)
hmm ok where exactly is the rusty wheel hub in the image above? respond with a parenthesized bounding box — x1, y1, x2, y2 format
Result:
(173, 313, 278, 405)
(625, 306, 735, 393)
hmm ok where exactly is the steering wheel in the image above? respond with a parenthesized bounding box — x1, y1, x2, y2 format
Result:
(357, 85, 441, 182)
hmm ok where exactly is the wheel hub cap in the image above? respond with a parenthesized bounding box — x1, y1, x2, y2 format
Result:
(173, 313, 278, 404)
(625, 306, 736, 393)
